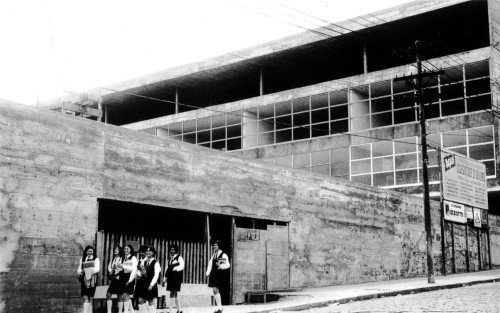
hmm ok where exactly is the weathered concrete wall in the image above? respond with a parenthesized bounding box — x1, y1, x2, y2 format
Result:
(0, 100, 497, 312)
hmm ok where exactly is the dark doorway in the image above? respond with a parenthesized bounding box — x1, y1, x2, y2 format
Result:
(208, 214, 233, 305)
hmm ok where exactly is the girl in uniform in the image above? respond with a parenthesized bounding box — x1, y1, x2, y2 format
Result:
(165, 244, 184, 313)
(106, 246, 124, 313)
(136, 246, 161, 313)
(206, 240, 230, 313)
(117, 244, 138, 313)
(77, 245, 101, 313)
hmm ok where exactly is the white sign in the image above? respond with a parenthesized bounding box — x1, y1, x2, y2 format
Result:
(465, 206, 473, 220)
(441, 150, 488, 210)
(443, 200, 466, 223)
(473, 208, 482, 228)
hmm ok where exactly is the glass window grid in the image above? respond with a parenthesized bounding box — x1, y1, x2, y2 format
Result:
(161, 61, 490, 151)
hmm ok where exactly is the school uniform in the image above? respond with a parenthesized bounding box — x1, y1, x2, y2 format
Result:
(206, 250, 230, 289)
(120, 255, 138, 295)
(77, 256, 101, 297)
(136, 257, 161, 300)
(107, 256, 123, 295)
(166, 254, 184, 292)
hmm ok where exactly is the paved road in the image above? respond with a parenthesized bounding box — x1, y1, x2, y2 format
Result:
(281, 282, 500, 313)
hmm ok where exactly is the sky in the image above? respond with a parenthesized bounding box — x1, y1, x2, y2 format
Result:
(0, 0, 412, 106)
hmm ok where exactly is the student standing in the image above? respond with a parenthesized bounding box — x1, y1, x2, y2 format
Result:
(106, 246, 124, 313)
(117, 244, 138, 313)
(206, 240, 230, 313)
(77, 245, 101, 313)
(164, 244, 184, 313)
(136, 246, 161, 313)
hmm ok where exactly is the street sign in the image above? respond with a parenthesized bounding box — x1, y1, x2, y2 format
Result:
(441, 150, 488, 210)
(443, 200, 466, 223)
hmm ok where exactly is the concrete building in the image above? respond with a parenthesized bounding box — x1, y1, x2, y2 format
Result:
(2, 0, 500, 312)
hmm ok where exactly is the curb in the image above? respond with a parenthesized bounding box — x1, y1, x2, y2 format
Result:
(245, 278, 499, 313)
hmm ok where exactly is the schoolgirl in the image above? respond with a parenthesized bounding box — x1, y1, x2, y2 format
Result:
(106, 246, 124, 313)
(136, 246, 161, 313)
(206, 240, 230, 313)
(164, 244, 185, 313)
(77, 245, 101, 313)
(117, 244, 138, 313)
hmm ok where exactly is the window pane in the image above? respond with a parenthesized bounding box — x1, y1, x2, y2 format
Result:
(293, 127, 310, 140)
(294, 153, 310, 168)
(419, 167, 440, 183)
(275, 101, 291, 116)
(373, 172, 394, 187)
(330, 89, 348, 105)
(465, 61, 489, 79)
(259, 104, 274, 118)
(293, 97, 309, 113)
(371, 81, 391, 98)
(330, 105, 348, 120)
(331, 148, 349, 163)
(396, 169, 418, 185)
(331, 120, 348, 134)
(466, 78, 490, 96)
(394, 108, 415, 124)
(183, 133, 196, 144)
(276, 129, 292, 143)
(212, 114, 226, 128)
(395, 137, 416, 154)
(331, 162, 349, 177)
(441, 83, 464, 101)
(312, 122, 329, 138)
(468, 126, 493, 144)
(371, 97, 391, 113)
(393, 92, 414, 109)
(351, 159, 371, 175)
(469, 144, 494, 160)
(276, 115, 292, 130)
(227, 111, 241, 125)
(311, 164, 330, 175)
(448, 146, 467, 156)
(275, 155, 292, 167)
(212, 140, 226, 151)
(395, 154, 417, 170)
(351, 116, 370, 131)
(467, 94, 491, 112)
(311, 93, 328, 109)
(212, 128, 225, 141)
(169, 122, 182, 135)
(293, 112, 310, 125)
(372, 141, 393, 157)
(351, 144, 371, 160)
(441, 99, 465, 116)
(372, 112, 392, 128)
(197, 130, 210, 143)
(183, 120, 196, 133)
(227, 125, 241, 138)
(227, 138, 241, 151)
(311, 108, 329, 124)
(351, 174, 371, 185)
(423, 86, 440, 104)
(418, 150, 440, 167)
(197, 117, 211, 131)
(258, 119, 274, 133)
(425, 102, 440, 119)
(482, 160, 496, 176)
(312, 150, 329, 165)
(442, 129, 466, 148)
(373, 156, 394, 172)
(426, 133, 441, 148)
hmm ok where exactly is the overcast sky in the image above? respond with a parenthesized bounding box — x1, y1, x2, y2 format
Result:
(0, 0, 412, 105)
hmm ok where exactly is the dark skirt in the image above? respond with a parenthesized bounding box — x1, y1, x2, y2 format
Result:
(120, 272, 135, 295)
(107, 275, 123, 295)
(208, 269, 224, 289)
(80, 282, 96, 298)
(135, 278, 158, 300)
(166, 271, 183, 292)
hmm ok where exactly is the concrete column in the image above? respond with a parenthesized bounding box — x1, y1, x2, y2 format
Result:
(260, 68, 264, 96)
(363, 44, 368, 74)
(175, 88, 179, 114)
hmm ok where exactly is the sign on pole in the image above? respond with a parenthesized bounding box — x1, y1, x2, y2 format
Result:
(443, 200, 466, 223)
(441, 150, 488, 210)
(473, 208, 482, 228)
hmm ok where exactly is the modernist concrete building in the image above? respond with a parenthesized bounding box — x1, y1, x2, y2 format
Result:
(69, 0, 500, 214)
(3, 0, 500, 312)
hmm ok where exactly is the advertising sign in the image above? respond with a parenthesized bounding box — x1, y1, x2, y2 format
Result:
(473, 208, 482, 228)
(443, 200, 466, 223)
(441, 150, 488, 210)
(465, 206, 473, 223)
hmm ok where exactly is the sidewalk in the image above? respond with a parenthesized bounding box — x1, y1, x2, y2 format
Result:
(164, 269, 500, 313)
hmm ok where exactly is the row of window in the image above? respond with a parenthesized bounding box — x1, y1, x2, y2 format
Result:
(263, 126, 496, 190)
(154, 60, 491, 151)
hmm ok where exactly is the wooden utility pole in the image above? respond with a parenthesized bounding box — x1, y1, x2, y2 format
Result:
(394, 40, 444, 284)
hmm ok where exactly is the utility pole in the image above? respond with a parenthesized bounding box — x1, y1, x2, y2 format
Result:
(394, 40, 444, 284)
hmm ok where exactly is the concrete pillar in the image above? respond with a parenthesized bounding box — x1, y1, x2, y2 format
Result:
(363, 44, 368, 74)
(260, 69, 264, 96)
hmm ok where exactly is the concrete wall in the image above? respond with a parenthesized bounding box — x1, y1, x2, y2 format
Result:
(0, 100, 497, 312)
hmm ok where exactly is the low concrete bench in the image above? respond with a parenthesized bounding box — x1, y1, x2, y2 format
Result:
(246, 288, 302, 304)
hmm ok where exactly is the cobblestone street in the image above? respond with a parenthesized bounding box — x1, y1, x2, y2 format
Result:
(281, 282, 500, 313)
